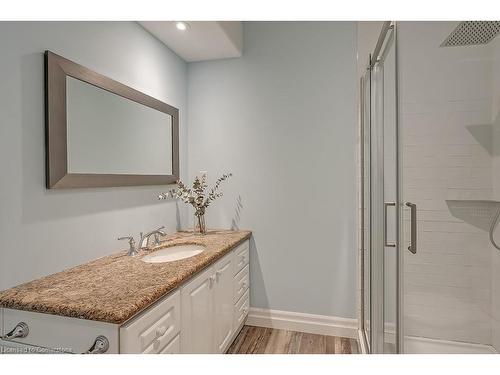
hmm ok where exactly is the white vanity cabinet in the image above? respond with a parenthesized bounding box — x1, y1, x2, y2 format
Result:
(181, 239, 250, 353)
(0, 239, 250, 354)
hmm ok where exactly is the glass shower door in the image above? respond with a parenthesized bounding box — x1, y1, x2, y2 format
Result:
(378, 26, 398, 354)
(364, 22, 402, 354)
(360, 67, 371, 352)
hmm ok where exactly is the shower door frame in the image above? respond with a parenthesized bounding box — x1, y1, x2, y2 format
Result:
(360, 21, 404, 354)
(359, 61, 371, 353)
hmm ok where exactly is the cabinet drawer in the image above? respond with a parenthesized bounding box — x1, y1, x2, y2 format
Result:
(1, 308, 118, 354)
(234, 289, 249, 329)
(233, 240, 249, 275)
(160, 334, 180, 354)
(234, 265, 249, 303)
(120, 290, 180, 354)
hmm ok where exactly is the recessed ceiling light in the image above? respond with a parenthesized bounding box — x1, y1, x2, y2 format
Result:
(175, 22, 190, 31)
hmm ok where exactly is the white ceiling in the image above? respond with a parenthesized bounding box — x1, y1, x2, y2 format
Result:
(139, 21, 243, 62)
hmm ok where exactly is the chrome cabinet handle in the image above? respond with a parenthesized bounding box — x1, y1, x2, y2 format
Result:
(384, 202, 396, 247)
(1, 322, 29, 341)
(83, 335, 109, 354)
(406, 202, 417, 254)
(209, 275, 216, 287)
(156, 326, 167, 338)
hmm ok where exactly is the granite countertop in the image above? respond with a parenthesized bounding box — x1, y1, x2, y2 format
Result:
(0, 230, 251, 324)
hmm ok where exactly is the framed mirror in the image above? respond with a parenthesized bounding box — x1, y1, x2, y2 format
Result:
(44, 51, 179, 188)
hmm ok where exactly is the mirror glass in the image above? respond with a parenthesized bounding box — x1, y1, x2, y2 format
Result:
(66, 76, 173, 175)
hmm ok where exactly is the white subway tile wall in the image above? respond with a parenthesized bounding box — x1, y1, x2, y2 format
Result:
(400, 22, 496, 345)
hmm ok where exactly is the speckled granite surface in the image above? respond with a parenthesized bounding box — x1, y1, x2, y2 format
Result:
(0, 230, 251, 324)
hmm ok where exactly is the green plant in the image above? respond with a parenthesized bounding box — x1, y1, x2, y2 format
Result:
(158, 173, 233, 232)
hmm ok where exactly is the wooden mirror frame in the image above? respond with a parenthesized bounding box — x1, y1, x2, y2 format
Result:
(45, 51, 179, 188)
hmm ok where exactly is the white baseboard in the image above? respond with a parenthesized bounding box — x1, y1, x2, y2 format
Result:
(246, 307, 358, 339)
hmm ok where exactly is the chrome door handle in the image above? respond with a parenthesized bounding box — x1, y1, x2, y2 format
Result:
(1, 322, 29, 341)
(83, 335, 109, 354)
(384, 202, 396, 247)
(405, 202, 417, 254)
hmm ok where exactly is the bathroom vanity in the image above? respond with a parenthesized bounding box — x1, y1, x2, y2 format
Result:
(0, 230, 250, 354)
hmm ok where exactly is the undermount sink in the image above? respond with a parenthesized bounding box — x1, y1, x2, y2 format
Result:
(141, 244, 205, 263)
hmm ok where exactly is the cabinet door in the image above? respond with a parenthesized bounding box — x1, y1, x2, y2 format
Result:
(120, 290, 180, 354)
(180, 266, 214, 353)
(213, 253, 235, 353)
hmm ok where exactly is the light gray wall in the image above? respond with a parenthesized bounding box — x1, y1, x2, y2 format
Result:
(0, 22, 188, 290)
(187, 22, 358, 318)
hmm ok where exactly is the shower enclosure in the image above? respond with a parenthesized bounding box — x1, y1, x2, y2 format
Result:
(360, 21, 500, 354)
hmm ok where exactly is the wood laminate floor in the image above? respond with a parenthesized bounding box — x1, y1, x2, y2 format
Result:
(227, 325, 359, 354)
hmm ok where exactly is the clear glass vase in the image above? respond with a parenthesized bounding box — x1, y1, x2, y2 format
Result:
(194, 212, 207, 235)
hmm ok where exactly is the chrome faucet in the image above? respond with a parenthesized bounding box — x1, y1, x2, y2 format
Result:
(118, 226, 166, 256)
(138, 226, 167, 250)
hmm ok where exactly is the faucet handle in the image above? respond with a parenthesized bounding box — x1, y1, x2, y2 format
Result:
(153, 233, 162, 246)
(118, 235, 135, 244)
(118, 236, 138, 256)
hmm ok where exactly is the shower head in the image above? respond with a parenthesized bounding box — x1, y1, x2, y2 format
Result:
(441, 21, 500, 47)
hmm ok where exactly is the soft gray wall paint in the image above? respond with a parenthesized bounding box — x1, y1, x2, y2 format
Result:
(0, 22, 188, 290)
(187, 22, 358, 318)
